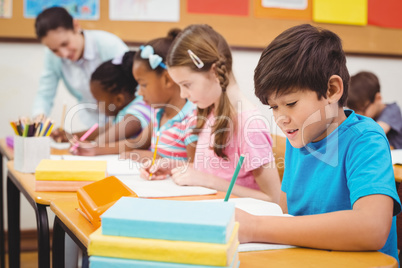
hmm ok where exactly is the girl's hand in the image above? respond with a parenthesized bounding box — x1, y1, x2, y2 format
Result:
(171, 165, 206, 187)
(50, 128, 68, 143)
(139, 159, 173, 180)
(70, 135, 97, 156)
(73, 146, 98, 156)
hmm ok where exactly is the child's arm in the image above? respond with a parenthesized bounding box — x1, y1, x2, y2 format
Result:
(74, 123, 152, 156)
(96, 114, 142, 143)
(170, 164, 280, 203)
(186, 142, 197, 163)
(51, 127, 101, 143)
(236, 193, 394, 251)
(377, 121, 391, 134)
(252, 163, 281, 203)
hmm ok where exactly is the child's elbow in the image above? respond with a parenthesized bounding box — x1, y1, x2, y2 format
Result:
(362, 226, 390, 250)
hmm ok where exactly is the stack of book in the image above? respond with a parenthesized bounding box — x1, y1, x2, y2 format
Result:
(88, 197, 240, 268)
(35, 159, 107, 191)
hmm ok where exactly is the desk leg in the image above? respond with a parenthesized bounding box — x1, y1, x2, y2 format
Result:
(0, 155, 4, 268)
(7, 174, 20, 268)
(82, 251, 89, 268)
(53, 216, 65, 268)
(35, 203, 50, 268)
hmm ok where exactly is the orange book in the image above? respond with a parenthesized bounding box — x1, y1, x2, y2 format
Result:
(77, 176, 138, 228)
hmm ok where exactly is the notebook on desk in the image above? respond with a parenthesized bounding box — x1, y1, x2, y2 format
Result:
(201, 198, 296, 252)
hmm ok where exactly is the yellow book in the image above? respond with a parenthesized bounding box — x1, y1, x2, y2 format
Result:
(35, 160, 107, 181)
(88, 223, 239, 266)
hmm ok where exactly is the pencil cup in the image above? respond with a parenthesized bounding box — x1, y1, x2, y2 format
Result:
(14, 136, 50, 173)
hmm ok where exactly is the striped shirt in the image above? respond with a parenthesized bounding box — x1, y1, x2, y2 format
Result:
(151, 100, 198, 160)
(114, 96, 151, 136)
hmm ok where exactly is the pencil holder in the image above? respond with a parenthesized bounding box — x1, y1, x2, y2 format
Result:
(14, 136, 50, 173)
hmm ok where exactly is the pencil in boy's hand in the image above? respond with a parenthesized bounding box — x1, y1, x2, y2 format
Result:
(149, 132, 160, 180)
(70, 123, 99, 152)
(224, 154, 245, 202)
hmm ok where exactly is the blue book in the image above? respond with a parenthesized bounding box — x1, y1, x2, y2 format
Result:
(89, 254, 240, 268)
(101, 197, 235, 244)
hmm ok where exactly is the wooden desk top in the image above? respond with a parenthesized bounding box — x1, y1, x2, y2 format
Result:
(394, 165, 402, 183)
(7, 161, 76, 205)
(50, 197, 398, 268)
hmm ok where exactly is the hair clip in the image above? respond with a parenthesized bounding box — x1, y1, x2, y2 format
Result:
(111, 53, 124, 65)
(140, 45, 167, 70)
(187, 50, 204, 69)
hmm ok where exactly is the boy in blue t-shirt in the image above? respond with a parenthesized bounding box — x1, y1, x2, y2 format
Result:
(236, 24, 401, 262)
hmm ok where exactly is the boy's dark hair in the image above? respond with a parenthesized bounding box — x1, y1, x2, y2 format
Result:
(91, 51, 138, 96)
(347, 71, 380, 112)
(35, 7, 74, 40)
(134, 28, 181, 75)
(254, 24, 350, 107)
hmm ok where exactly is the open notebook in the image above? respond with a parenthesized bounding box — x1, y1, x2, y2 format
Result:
(50, 154, 217, 197)
(202, 198, 296, 252)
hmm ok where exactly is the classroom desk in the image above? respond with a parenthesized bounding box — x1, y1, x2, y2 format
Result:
(50, 197, 398, 268)
(6, 160, 76, 268)
(394, 165, 402, 185)
(0, 138, 13, 268)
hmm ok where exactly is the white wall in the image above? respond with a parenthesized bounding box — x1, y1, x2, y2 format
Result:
(1, 42, 402, 229)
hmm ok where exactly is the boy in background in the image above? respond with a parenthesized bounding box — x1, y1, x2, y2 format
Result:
(347, 71, 402, 149)
(236, 24, 401, 263)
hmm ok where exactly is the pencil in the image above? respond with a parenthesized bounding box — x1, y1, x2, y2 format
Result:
(59, 103, 67, 131)
(224, 154, 245, 202)
(39, 118, 51, 137)
(10, 122, 19, 135)
(70, 123, 99, 151)
(149, 132, 160, 180)
(45, 124, 55, 137)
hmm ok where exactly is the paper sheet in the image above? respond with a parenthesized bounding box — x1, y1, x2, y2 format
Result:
(202, 198, 296, 252)
(116, 175, 217, 198)
(61, 155, 140, 175)
(50, 140, 71, 150)
(391, 150, 402, 165)
(109, 0, 179, 22)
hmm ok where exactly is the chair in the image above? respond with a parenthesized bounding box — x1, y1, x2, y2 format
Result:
(271, 134, 286, 180)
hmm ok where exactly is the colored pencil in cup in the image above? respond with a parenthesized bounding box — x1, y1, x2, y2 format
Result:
(149, 132, 160, 180)
(10, 121, 19, 135)
(70, 123, 99, 152)
(224, 154, 245, 202)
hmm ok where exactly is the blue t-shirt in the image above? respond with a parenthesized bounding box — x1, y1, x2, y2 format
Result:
(282, 109, 401, 261)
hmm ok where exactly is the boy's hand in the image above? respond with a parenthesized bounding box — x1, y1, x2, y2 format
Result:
(235, 208, 257, 243)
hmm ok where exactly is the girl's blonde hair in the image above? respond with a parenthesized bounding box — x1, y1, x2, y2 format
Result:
(167, 24, 235, 159)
